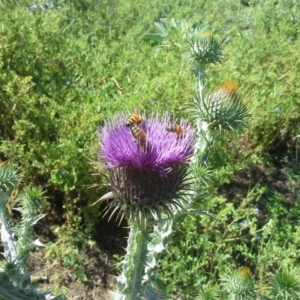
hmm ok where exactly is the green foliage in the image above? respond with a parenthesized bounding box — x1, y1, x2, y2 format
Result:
(0, 0, 201, 231)
(196, 286, 220, 300)
(0, 2, 104, 229)
(152, 1, 300, 298)
(214, 0, 300, 157)
(160, 168, 300, 298)
(44, 228, 92, 282)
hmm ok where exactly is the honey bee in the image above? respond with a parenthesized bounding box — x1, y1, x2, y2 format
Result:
(166, 124, 185, 137)
(125, 110, 144, 127)
(130, 125, 147, 151)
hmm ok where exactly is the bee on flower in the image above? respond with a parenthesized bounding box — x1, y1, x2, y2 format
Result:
(130, 124, 147, 151)
(166, 124, 185, 138)
(125, 109, 144, 127)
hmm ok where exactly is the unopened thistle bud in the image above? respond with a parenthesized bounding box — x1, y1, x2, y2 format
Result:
(185, 31, 225, 66)
(221, 268, 256, 299)
(97, 112, 195, 224)
(190, 81, 250, 133)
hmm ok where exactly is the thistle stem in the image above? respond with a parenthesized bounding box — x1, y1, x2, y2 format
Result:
(0, 196, 27, 287)
(118, 219, 149, 299)
(0, 199, 19, 263)
(194, 64, 206, 94)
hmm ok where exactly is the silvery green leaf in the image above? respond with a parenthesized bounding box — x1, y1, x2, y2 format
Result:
(30, 214, 46, 226)
(110, 291, 126, 300)
(0, 279, 64, 299)
(148, 240, 165, 253)
(45, 294, 65, 300)
(186, 208, 217, 219)
(12, 207, 22, 212)
(32, 239, 44, 247)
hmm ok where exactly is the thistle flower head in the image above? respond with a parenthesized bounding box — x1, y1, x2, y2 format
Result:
(98, 112, 195, 224)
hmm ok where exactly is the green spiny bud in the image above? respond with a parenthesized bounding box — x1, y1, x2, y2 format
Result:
(271, 268, 300, 299)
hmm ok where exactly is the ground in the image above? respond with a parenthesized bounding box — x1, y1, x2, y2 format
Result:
(25, 162, 296, 299)
(28, 215, 128, 300)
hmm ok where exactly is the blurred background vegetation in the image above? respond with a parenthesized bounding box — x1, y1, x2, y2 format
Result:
(1, 0, 300, 298)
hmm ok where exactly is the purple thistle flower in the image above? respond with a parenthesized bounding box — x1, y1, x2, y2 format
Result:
(97, 111, 195, 223)
(100, 112, 194, 175)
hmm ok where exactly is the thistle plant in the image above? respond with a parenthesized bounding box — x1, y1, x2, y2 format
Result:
(189, 79, 250, 169)
(95, 19, 251, 299)
(184, 27, 226, 92)
(270, 268, 300, 299)
(214, 267, 300, 299)
(221, 268, 257, 300)
(0, 165, 63, 300)
(196, 285, 220, 300)
(97, 112, 194, 299)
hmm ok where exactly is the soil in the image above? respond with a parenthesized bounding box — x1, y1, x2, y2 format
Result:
(8, 162, 298, 300)
(28, 214, 128, 300)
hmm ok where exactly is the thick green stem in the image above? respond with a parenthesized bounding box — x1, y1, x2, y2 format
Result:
(116, 219, 150, 300)
(194, 64, 206, 94)
(127, 223, 149, 299)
